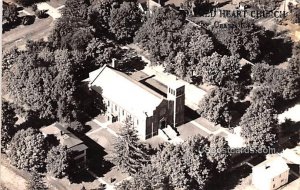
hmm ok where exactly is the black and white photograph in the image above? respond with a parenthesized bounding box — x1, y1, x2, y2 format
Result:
(1, 0, 300, 189)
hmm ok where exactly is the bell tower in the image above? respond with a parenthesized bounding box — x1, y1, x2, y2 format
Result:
(167, 83, 185, 128)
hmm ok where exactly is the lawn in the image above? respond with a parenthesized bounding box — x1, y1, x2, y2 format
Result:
(0, 157, 30, 190)
(177, 122, 210, 140)
(87, 128, 117, 152)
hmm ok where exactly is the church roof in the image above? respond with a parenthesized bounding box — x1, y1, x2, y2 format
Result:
(89, 65, 164, 117)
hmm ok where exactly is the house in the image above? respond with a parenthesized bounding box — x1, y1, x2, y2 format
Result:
(86, 62, 185, 140)
(40, 123, 88, 168)
(138, 0, 162, 14)
(252, 157, 290, 190)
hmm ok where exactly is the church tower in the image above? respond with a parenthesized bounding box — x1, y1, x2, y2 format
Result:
(167, 83, 185, 128)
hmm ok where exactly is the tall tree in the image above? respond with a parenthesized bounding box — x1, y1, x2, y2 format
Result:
(198, 88, 234, 127)
(240, 103, 278, 151)
(3, 3, 19, 25)
(61, 0, 90, 19)
(46, 145, 71, 178)
(252, 64, 300, 101)
(1, 101, 18, 152)
(198, 53, 240, 86)
(107, 117, 151, 174)
(212, 18, 264, 61)
(7, 128, 47, 172)
(134, 7, 186, 62)
(109, 2, 142, 42)
(27, 172, 48, 190)
(207, 136, 230, 173)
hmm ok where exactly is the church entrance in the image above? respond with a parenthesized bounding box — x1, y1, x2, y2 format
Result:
(160, 119, 166, 129)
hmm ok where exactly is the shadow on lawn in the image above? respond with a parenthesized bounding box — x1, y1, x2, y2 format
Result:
(207, 164, 252, 190)
(68, 134, 114, 183)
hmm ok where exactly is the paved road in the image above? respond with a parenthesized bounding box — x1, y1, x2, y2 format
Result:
(2, 17, 54, 51)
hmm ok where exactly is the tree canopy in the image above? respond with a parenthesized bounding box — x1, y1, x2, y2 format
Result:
(7, 128, 47, 172)
(240, 103, 278, 151)
(1, 100, 18, 152)
(107, 117, 151, 174)
(198, 88, 234, 127)
(212, 18, 264, 62)
(109, 2, 142, 42)
(46, 145, 71, 178)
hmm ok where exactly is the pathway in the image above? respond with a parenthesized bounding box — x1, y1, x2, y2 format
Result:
(87, 170, 116, 190)
(86, 119, 118, 137)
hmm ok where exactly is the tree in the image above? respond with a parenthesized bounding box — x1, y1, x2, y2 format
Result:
(181, 0, 210, 16)
(46, 145, 71, 178)
(3, 3, 19, 25)
(88, 1, 111, 35)
(290, 7, 300, 24)
(35, 10, 48, 19)
(288, 52, 300, 74)
(165, 51, 188, 78)
(85, 38, 123, 68)
(16, 0, 36, 6)
(50, 16, 91, 50)
(132, 135, 212, 190)
(2, 47, 21, 71)
(61, 0, 90, 19)
(109, 2, 142, 42)
(69, 28, 93, 51)
(107, 117, 151, 174)
(27, 172, 48, 190)
(207, 136, 230, 173)
(1, 101, 18, 152)
(252, 64, 300, 101)
(181, 24, 214, 59)
(212, 18, 263, 61)
(134, 7, 186, 62)
(67, 121, 85, 133)
(198, 53, 240, 86)
(240, 103, 278, 151)
(198, 88, 234, 127)
(250, 87, 278, 108)
(7, 128, 47, 172)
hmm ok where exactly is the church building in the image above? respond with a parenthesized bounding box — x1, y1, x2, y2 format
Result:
(86, 63, 185, 140)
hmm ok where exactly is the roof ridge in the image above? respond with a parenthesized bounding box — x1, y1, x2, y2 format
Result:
(98, 65, 164, 99)
(90, 65, 108, 85)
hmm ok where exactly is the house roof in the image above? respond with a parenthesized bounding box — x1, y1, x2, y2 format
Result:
(40, 123, 87, 150)
(89, 65, 164, 117)
(281, 147, 300, 165)
(253, 157, 289, 179)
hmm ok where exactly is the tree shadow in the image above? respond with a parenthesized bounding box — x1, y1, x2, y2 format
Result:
(68, 134, 112, 183)
(2, 18, 22, 33)
(21, 15, 36, 25)
(118, 56, 147, 73)
(279, 119, 300, 150)
(260, 31, 293, 65)
(207, 164, 252, 190)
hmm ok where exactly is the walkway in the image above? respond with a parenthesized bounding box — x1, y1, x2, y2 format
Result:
(87, 170, 116, 190)
(87, 119, 118, 137)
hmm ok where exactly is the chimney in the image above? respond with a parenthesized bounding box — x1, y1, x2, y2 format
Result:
(111, 58, 117, 68)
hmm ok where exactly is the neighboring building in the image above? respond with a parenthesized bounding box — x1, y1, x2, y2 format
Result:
(138, 0, 162, 13)
(252, 157, 290, 190)
(86, 63, 185, 140)
(40, 123, 88, 168)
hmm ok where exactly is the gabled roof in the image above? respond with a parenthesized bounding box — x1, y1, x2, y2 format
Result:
(253, 157, 289, 179)
(40, 123, 87, 151)
(89, 65, 164, 117)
